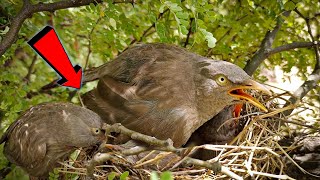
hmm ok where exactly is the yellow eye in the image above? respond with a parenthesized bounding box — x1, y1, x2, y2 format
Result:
(91, 128, 101, 135)
(215, 74, 229, 86)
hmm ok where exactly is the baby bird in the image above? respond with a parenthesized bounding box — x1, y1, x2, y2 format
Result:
(0, 102, 105, 179)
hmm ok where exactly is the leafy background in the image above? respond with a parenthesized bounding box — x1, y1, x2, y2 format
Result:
(0, 0, 319, 179)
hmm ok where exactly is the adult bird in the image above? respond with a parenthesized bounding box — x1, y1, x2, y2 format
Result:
(0, 102, 105, 179)
(83, 43, 270, 147)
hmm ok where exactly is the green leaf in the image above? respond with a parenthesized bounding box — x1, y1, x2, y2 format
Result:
(166, 2, 183, 12)
(149, 14, 157, 23)
(200, 29, 216, 48)
(159, 4, 166, 13)
(150, 172, 159, 180)
(176, 12, 189, 19)
(155, 22, 167, 42)
(0, 26, 9, 35)
(180, 25, 188, 35)
(160, 171, 173, 180)
(120, 171, 129, 180)
(107, 172, 116, 180)
(179, 19, 189, 26)
(109, 18, 117, 29)
(284, 1, 296, 10)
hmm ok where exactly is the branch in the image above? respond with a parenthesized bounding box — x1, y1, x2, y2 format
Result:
(85, 123, 240, 179)
(0, 0, 106, 56)
(294, 9, 315, 42)
(0, 164, 12, 180)
(113, 0, 135, 5)
(244, 11, 290, 75)
(184, 18, 194, 47)
(268, 42, 314, 56)
(282, 9, 320, 115)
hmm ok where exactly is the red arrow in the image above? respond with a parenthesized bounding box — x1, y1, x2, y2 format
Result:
(28, 26, 82, 89)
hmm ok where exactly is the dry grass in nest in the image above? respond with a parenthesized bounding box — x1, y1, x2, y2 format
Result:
(56, 91, 318, 180)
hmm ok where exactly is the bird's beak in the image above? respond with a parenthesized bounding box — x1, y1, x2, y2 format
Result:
(228, 79, 271, 112)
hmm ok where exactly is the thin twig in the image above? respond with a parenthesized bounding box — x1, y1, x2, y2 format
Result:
(122, 9, 170, 52)
(184, 18, 194, 47)
(24, 54, 37, 83)
(84, 18, 102, 71)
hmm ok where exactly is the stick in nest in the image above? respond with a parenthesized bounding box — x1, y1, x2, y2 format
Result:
(85, 123, 244, 180)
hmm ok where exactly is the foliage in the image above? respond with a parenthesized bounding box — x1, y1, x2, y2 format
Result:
(150, 171, 173, 180)
(0, 0, 319, 179)
(107, 171, 129, 180)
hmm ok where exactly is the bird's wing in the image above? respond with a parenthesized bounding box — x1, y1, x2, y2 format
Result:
(0, 108, 33, 144)
(3, 112, 47, 171)
(83, 44, 201, 146)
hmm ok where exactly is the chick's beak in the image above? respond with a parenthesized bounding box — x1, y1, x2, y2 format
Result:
(228, 79, 271, 112)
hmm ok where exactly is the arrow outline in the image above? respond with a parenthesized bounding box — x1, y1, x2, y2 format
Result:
(28, 26, 82, 89)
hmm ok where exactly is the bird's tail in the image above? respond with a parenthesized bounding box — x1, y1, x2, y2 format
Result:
(83, 61, 113, 83)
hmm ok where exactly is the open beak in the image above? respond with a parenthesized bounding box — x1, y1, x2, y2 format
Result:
(228, 79, 271, 112)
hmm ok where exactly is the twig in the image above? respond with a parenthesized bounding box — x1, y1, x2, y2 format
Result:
(84, 18, 102, 71)
(273, 118, 320, 131)
(294, 9, 315, 42)
(122, 9, 170, 52)
(85, 123, 245, 179)
(184, 18, 194, 47)
(0, 0, 135, 56)
(231, 167, 294, 180)
(275, 142, 320, 178)
(0, 163, 12, 180)
(183, 157, 221, 173)
(113, 0, 135, 5)
(103, 123, 178, 152)
(0, 0, 105, 56)
(206, 15, 247, 57)
(206, 28, 232, 57)
(24, 54, 37, 83)
(86, 153, 114, 178)
(78, 92, 85, 107)
(282, 9, 320, 115)
(200, 144, 279, 157)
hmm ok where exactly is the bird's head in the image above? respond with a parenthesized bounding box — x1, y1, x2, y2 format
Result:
(64, 108, 106, 147)
(196, 59, 271, 120)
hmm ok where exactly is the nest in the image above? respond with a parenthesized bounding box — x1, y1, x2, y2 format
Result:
(54, 90, 319, 180)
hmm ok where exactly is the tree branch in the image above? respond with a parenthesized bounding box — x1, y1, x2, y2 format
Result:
(268, 42, 314, 56)
(244, 11, 290, 75)
(0, 0, 105, 56)
(282, 9, 320, 115)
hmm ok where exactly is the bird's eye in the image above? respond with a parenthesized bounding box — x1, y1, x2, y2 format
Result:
(92, 128, 101, 135)
(215, 74, 229, 86)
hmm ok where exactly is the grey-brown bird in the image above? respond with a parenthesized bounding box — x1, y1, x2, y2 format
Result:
(0, 102, 105, 179)
(83, 43, 270, 147)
